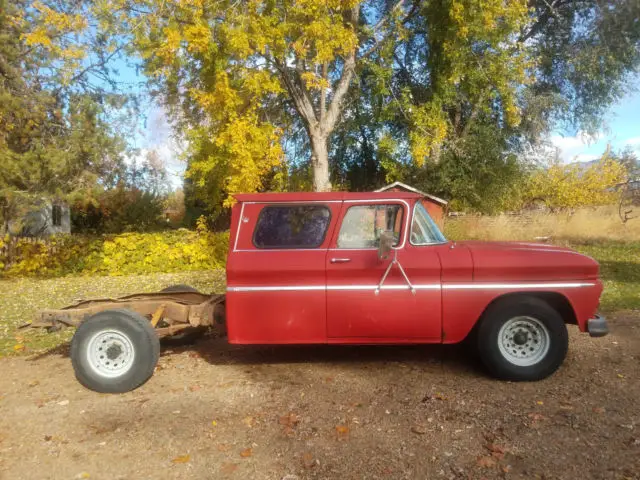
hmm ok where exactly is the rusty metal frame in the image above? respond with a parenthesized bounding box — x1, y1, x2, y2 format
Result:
(28, 291, 226, 337)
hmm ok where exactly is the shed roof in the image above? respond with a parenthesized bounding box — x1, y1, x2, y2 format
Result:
(375, 181, 448, 205)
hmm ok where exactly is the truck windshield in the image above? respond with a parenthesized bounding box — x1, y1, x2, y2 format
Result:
(411, 203, 447, 245)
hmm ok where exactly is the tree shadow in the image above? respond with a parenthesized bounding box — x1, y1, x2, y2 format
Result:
(163, 335, 487, 378)
(27, 332, 487, 378)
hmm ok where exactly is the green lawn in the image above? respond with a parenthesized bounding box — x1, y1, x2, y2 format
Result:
(0, 241, 637, 357)
(569, 240, 640, 312)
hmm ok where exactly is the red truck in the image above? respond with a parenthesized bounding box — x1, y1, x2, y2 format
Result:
(30, 191, 608, 393)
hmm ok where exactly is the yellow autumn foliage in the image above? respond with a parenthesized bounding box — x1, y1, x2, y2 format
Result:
(525, 157, 627, 209)
(0, 229, 229, 278)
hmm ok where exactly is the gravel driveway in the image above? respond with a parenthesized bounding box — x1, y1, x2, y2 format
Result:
(0, 312, 638, 480)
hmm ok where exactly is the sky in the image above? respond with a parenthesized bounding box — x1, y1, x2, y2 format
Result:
(548, 81, 640, 163)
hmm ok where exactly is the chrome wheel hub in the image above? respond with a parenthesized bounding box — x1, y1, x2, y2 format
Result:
(86, 330, 135, 378)
(498, 316, 550, 367)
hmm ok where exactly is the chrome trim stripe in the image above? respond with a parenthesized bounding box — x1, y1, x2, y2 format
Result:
(227, 282, 596, 292)
(442, 282, 595, 290)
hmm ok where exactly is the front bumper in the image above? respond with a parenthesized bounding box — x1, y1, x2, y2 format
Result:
(587, 314, 609, 337)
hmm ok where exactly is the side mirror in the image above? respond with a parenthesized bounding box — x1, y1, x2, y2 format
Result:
(377, 230, 394, 260)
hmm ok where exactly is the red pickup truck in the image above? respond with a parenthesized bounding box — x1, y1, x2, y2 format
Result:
(36, 191, 607, 393)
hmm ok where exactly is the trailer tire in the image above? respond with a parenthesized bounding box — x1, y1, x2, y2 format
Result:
(71, 309, 160, 393)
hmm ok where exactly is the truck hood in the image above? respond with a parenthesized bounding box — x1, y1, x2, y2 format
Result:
(457, 241, 599, 282)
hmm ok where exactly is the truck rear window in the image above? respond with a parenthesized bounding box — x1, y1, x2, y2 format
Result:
(253, 205, 331, 249)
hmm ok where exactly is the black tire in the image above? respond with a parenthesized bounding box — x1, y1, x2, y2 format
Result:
(477, 296, 568, 381)
(160, 284, 199, 293)
(70, 309, 160, 393)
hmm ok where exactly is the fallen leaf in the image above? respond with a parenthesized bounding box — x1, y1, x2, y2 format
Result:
(476, 455, 497, 468)
(617, 373, 625, 379)
(171, 454, 191, 464)
(75, 473, 90, 479)
(411, 425, 427, 435)
(211, 420, 217, 427)
(240, 448, 252, 458)
(220, 463, 238, 474)
(279, 413, 300, 428)
(302, 452, 316, 469)
(335, 425, 349, 437)
(13, 344, 25, 352)
(486, 443, 506, 455)
(242, 416, 255, 428)
(527, 412, 547, 422)
(536, 400, 544, 405)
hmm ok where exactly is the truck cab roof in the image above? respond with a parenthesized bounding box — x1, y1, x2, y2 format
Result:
(234, 191, 423, 203)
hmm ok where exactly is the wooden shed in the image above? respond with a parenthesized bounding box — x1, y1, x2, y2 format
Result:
(375, 181, 448, 226)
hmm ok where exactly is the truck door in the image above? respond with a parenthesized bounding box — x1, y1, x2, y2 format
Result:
(226, 201, 340, 344)
(325, 199, 442, 341)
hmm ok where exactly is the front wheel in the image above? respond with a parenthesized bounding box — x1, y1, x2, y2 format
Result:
(70, 309, 160, 393)
(477, 297, 568, 381)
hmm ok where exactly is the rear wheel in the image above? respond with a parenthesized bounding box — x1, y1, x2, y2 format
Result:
(477, 296, 568, 381)
(71, 309, 160, 393)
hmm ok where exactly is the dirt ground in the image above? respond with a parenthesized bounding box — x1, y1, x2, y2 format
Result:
(0, 312, 638, 480)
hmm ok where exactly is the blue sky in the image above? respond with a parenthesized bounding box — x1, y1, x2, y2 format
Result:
(549, 80, 640, 163)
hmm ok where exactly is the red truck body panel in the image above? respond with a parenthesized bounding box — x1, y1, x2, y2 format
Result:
(225, 193, 602, 345)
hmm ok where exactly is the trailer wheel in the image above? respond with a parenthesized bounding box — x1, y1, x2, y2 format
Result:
(71, 309, 160, 393)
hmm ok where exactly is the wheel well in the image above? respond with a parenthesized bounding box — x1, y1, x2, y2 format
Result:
(481, 291, 578, 325)
(463, 291, 577, 343)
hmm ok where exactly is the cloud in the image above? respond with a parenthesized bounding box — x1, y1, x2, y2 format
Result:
(548, 131, 605, 163)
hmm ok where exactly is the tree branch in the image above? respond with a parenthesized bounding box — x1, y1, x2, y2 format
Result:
(273, 59, 318, 130)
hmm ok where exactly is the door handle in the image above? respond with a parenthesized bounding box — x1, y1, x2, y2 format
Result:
(330, 258, 351, 264)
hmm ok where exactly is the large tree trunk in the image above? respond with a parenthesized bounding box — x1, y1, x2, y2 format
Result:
(310, 133, 331, 192)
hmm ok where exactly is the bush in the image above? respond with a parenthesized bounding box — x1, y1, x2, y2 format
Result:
(0, 225, 229, 278)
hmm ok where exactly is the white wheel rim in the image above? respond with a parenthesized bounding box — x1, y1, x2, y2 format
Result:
(86, 329, 135, 378)
(497, 316, 550, 367)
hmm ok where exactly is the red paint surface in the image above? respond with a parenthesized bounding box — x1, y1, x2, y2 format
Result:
(225, 193, 602, 345)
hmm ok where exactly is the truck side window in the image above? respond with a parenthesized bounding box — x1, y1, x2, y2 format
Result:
(337, 204, 403, 249)
(253, 205, 331, 249)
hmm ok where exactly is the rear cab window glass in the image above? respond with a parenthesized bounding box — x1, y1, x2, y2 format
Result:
(337, 204, 404, 249)
(253, 205, 331, 249)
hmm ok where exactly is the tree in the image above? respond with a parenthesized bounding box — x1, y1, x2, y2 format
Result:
(0, 0, 132, 231)
(101, 0, 435, 201)
(524, 152, 627, 210)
